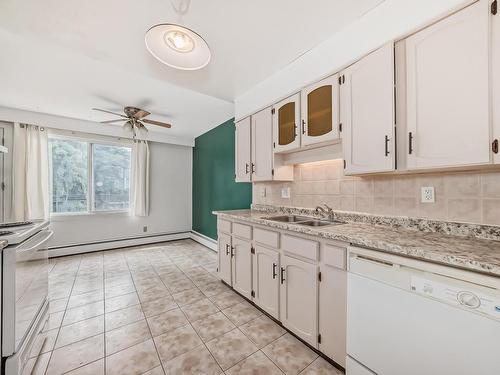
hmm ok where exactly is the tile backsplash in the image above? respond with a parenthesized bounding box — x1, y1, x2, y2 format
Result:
(253, 159, 500, 226)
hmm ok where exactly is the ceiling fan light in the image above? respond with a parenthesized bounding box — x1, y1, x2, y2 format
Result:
(145, 24, 211, 70)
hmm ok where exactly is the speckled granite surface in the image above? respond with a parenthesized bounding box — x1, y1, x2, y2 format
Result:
(214, 208, 500, 277)
(0, 240, 7, 251)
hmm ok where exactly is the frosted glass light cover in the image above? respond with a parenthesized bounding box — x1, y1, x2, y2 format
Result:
(145, 24, 211, 70)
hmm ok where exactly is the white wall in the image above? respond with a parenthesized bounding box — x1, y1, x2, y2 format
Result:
(48, 141, 192, 248)
(235, 0, 470, 120)
(0, 108, 193, 249)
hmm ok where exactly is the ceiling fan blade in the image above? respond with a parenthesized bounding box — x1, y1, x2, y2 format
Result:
(133, 109, 151, 119)
(92, 108, 127, 118)
(101, 119, 128, 124)
(142, 118, 172, 128)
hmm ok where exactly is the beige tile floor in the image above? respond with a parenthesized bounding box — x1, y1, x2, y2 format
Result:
(30, 239, 343, 375)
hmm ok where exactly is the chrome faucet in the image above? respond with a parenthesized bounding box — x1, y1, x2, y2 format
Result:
(315, 203, 336, 221)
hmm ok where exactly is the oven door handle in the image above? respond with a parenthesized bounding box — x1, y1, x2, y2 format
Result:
(17, 230, 54, 253)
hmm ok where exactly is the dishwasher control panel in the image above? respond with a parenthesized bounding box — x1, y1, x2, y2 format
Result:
(410, 275, 500, 320)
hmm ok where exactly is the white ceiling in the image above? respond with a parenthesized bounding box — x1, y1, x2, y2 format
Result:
(0, 0, 384, 143)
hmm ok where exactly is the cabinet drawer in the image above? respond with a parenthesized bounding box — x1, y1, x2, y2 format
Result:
(218, 219, 232, 234)
(282, 234, 319, 261)
(254, 227, 279, 248)
(232, 223, 252, 240)
(322, 244, 346, 269)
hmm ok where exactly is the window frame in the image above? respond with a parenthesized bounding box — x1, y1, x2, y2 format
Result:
(48, 134, 133, 216)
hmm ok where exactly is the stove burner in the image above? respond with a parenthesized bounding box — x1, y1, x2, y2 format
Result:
(0, 221, 34, 229)
(0, 231, 13, 236)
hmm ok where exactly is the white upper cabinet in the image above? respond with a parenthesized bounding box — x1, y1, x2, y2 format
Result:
(235, 117, 251, 182)
(341, 43, 395, 175)
(301, 75, 340, 147)
(493, 0, 500, 164)
(404, 0, 490, 170)
(252, 108, 274, 181)
(273, 93, 301, 153)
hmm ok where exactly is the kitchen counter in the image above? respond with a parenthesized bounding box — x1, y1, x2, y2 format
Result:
(214, 209, 500, 277)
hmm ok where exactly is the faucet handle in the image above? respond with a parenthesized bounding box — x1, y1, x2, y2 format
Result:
(323, 203, 333, 212)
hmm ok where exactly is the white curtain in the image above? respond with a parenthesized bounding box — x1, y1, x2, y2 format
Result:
(132, 139, 150, 216)
(12, 123, 49, 221)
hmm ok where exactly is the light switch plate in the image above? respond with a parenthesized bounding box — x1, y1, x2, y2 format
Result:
(421, 186, 435, 203)
(281, 187, 291, 199)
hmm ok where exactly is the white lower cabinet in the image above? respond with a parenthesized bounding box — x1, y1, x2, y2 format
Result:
(319, 244, 347, 367)
(217, 219, 347, 366)
(279, 254, 319, 348)
(218, 232, 232, 285)
(252, 245, 280, 319)
(231, 237, 253, 299)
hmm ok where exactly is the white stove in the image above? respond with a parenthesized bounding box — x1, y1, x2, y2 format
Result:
(1, 219, 52, 375)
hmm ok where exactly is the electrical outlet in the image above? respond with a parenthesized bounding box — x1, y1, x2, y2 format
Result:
(260, 187, 266, 198)
(281, 187, 291, 199)
(143, 226, 148, 233)
(421, 186, 435, 203)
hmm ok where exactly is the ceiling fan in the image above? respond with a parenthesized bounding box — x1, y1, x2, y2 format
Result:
(92, 106, 172, 136)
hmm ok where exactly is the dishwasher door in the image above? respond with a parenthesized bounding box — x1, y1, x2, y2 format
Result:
(347, 252, 500, 375)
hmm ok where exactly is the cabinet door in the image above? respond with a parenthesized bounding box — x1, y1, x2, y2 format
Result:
(405, 0, 490, 169)
(252, 245, 279, 319)
(319, 245, 347, 367)
(342, 43, 395, 175)
(231, 237, 252, 299)
(280, 255, 318, 347)
(301, 75, 340, 147)
(251, 107, 274, 181)
(218, 233, 232, 285)
(235, 117, 252, 182)
(273, 93, 301, 153)
(493, 0, 500, 165)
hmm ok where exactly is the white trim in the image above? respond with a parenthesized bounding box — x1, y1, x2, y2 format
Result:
(190, 230, 217, 252)
(48, 232, 191, 257)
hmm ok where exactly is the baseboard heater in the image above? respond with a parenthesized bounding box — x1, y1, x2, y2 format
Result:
(48, 231, 191, 257)
(48, 230, 218, 257)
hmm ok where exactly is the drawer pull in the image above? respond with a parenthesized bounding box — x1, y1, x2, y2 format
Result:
(272, 263, 277, 279)
(280, 267, 286, 284)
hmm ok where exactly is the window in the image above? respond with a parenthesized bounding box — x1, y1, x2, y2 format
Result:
(49, 137, 131, 214)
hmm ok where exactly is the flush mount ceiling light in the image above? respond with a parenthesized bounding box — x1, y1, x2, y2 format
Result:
(145, 0, 210, 70)
(145, 23, 211, 70)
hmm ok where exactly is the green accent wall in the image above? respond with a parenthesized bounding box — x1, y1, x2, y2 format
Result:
(192, 118, 252, 240)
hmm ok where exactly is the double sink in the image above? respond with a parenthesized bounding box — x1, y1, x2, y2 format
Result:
(263, 215, 345, 227)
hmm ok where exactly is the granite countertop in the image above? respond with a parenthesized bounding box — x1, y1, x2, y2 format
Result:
(0, 239, 7, 251)
(214, 209, 500, 277)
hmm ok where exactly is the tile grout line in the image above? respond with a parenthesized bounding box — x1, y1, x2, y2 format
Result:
(44, 255, 83, 375)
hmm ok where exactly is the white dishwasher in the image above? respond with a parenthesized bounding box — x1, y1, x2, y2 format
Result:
(346, 246, 500, 375)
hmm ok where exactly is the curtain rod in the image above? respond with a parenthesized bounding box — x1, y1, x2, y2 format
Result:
(19, 123, 45, 131)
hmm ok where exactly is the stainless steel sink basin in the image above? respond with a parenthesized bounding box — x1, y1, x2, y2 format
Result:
(264, 215, 312, 223)
(297, 220, 338, 227)
(264, 215, 345, 227)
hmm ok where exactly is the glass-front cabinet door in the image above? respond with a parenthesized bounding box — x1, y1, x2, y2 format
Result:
(273, 93, 301, 153)
(301, 74, 340, 146)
